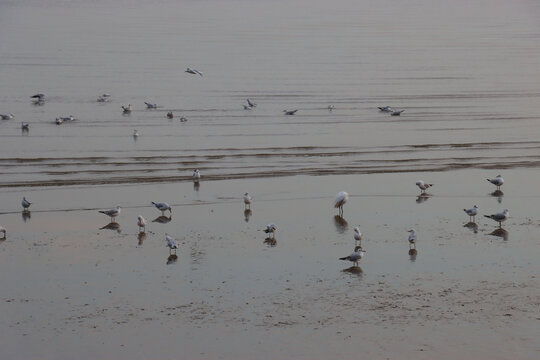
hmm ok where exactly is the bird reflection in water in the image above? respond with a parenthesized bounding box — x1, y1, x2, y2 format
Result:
(489, 227, 509, 240)
(153, 215, 172, 224)
(333, 215, 348, 234)
(416, 193, 431, 204)
(463, 222, 479, 233)
(263, 237, 277, 247)
(409, 248, 418, 262)
(137, 232, 147, 246)
(193, 181, 200, 192)
(100, 222, 121, 233)
(22, 210, 31, 222)
(490, 190, 504, 204)
(342, 266, 363, 277)
(244, 209, 252, 223)
(166, 254, 178, 265)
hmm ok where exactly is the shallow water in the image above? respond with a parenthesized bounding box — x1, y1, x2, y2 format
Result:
(1, 0, 540, 359)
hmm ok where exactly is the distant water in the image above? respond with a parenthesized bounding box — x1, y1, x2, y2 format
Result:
(1, 0, 540, 188)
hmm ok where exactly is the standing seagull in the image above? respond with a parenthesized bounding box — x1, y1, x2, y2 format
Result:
(152, 201, 172, 215)
(464, 205, 479, 222)
(21, 122, 30, 131)
(487, 175, 504, 190)
(0, 225, 5, 239)
(133, 129, 139, 138)
(22, 197, 32, 211)
(416, 180, 433, 193)
(31, 93, 45, 102)
(137, 215, 147, 232)
(99, 205, 121, 222)
(122, 104, 132, 114)
(185, 68, 203, 76)
(484, 209, 509, 227)
(167, 112, 174, 119)
(353, 226, 362, 243)
(334, 191, 349, 216)
(192, 169, 201, 182)
(264, 223, 277, 238)
(247, 99, 257, 108)
(339, 246, 366, 267)
(166, 234, 179, 254)
(407, 229, 417, 249)
(243, 192, 252, 209)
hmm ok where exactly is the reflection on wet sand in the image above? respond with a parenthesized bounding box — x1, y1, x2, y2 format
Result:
(263, 237, 277, 247)
(490, 190, 504, 204)
(153, 215, 172, 224)
(22, 210, 31, 222)
(137, 232, 146, 246)
(244, 209, 252, 223)
(166, 254, 178, 265)
(416, 193, 431, 204)
(193, 181, 200, 192)
(333, 215, 348, 234)
(408, 248, 418, 262)
(489, 228, 509, 240)
(100, 222, 121, 233)
(342, 266, 363, 277)
(464, 222, 479, 233)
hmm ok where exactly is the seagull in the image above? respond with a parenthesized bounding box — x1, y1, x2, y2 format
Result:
(21, 122, 30, 131)
(487, 175, 504, 190)
(353, 226, 362, 242)
(55, 118, 63, 125)
(166, 234, 179, 253)
(122, 104, 132, 113)
(378, 106, 392, 112)
(391, 109, 405, 116)
(334, 191, 349, 216)
(99, 205, 121, 221)
(243, 192, 252, 209)
(327, 105, 335, 111)
(0, 114, 14, 120)
(133, 129, 139, 137)
(55, 115, 75, 125)
(0, 225, 5, 238)
(152, 201, 172, 215)
(192, 169, 201, 182)
(167, 112, 174, 119)
(464, 205, 479, 222)
(137, 215, 147, 232)
(416, 180, 433, 193)
(408, 229, 417, 249)
(484, 209, 509, 227)
(283, 109, 298, 115)
(186, 67, 203, 76)
(179, 116, 188, 122)
(247, 99, 257, 108)
(31, 93, 45, 101)
(242, 104, 251, 110)
(97, 94, 111, 102)
(264, 223, 277, 238)
(339, 245, 366, 267)
(144, 102, 157, 109)
(21, 196, 32, 211)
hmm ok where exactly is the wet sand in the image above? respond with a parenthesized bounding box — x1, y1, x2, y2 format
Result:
(1, 170, 539, 359)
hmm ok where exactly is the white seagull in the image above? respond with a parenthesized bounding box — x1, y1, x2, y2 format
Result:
(408, 229, 417, 248)
(56, 115, 75, 125)
(99, 205, 121, 221)
(416, 180, 433, 193)
(283, 109, 298, 115)
(192, 169, 201, 182)
(21, 122, 30, 131)
(152, 201, 172, 215)
(391, 110, 405, 116)
(166, 234, 179, 253)
(242, 104, 251, 110)
(464, 205, 479, 222)
(484, 209, 509, 227)
(247, 99, 257, 108)
(137, 215, 147, 232)
(264, 223, 277, 238)
(31, 93, 45, 101)
(487, 175, 504, 190)
(243, 192, 252, 209)
(122, 104, 132, 113)
(339, 246, 366, 267)
(0, 225, 5, 238)
(0, 113, 14, 120)
(186, 67, 203, 76)
(334, 191, 349, 216)
(22, 196, 32, 211)
(133, 129, 139, 137)
(327, 105, 335, 111)
(144, 102, 157, 109)
(353, 226, 362, 242)
(378, 106, 392, 112)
